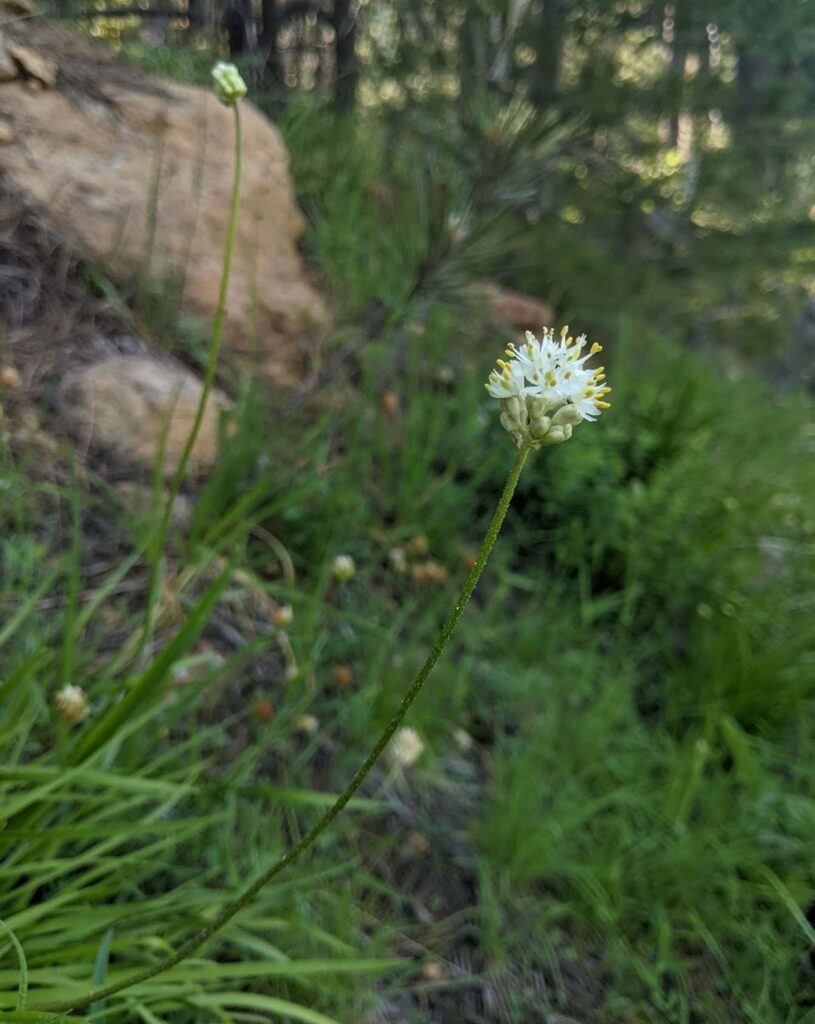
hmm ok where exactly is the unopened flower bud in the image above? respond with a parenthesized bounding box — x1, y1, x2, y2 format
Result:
(254, 697, 274, 723)
(529, 414, 552, 440)
(0, 365, 21, 390)
(539, 424, 572, 446)
(54, 684, 89, 725)
(551, 403, 583, 427)
(499, 396, 526, 432)
(295, 713, 319, 734)
(388, 726, 424, 767)
(526, 395, 550, 419)
(333, 664, 354, 688)
(406, 534, 429, 556)
(332, 554, 356, 582)
(211, 61, 247, 106)
(389, 547, 408, 573)
(272, 604, 294, 628)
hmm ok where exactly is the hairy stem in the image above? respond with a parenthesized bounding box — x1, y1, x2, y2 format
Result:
(140, 102, 243, 659)
(37, 443, 531, 1014)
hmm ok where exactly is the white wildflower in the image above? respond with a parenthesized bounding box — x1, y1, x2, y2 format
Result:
(54, 684, 89, 725)
(332, 554, 356, 582)
(295, 713, 319, 735)
(388, 726, 425, 768)
(485, 325, 611, 448)
(211, 61, 248, 106)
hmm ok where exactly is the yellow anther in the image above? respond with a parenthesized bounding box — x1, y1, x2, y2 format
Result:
(599, 386, 612, 394)
(561, 325, 569, 337)
(594, 400, 611, 409)
(590, 343, 602, 355)
(595, 373, 606, 381)
(497, 359, 510, 369)
(584, 387, 595, 397)
(565, 335, 573, 347)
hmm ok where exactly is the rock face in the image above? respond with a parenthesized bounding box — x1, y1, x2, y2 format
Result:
(60, 356, 229, 477)
(477, 282, 554, 334)
(0, 21, 327, 382)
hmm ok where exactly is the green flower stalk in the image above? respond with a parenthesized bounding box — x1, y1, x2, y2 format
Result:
(140, 63, 246, 656)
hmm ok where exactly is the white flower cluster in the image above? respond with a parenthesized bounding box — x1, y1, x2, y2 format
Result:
(486, 327, 611, 448)
(211, 61, 248, 106)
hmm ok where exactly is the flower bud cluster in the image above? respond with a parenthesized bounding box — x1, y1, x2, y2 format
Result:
(486, 326, 611, 448)
(211, 62, 248, 106)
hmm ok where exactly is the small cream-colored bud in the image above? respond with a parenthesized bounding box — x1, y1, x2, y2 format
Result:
(211, 61, 248, 106)
(388, 726, 424, 767)
(529, 414, 552, 440)
(452, 726, 473, 751)
(0, 365, 21, 390)
(389, 547, 408, 573)
(501, 396, 525, 422)
(295, 713, 319, 734)
(332, 554, 356, 582)
(551, 404, 583, 427)
(539, 424, 572, 447)
(406, 534, 430, 556)
(526, 395, 550, 419)
(54, 684, 89, 725)
(272, 604, 294, 628)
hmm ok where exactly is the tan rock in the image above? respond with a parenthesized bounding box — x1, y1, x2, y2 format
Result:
(59, 356, 229, 477)
(8, 45, 57, 87)
(0, 22, 329, 383)
(0, 33, 18, 82)
(473, 281, 554, 334)
(114, 481, 192, 528)
(0, 122, 14, 144)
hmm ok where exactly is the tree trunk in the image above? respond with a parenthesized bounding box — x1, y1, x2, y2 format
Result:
(333, 0, 358, 111)
(222, 0, 257, 58)
(529, 0, 565, 111)
(260, 0, 284, 90)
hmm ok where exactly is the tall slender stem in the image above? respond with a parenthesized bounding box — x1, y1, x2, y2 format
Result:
(140, 102, 244, 658)
(37, 443, 531, 1014)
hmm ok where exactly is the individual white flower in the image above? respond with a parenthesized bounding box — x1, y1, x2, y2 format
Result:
(485, 325, 610, 448)
(485, 357, 526, 398)
(211, 61, 248, 106)
(332, 554, 356, 582)
(54, 684, 89, 725)
(388, 726, 425, 768)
